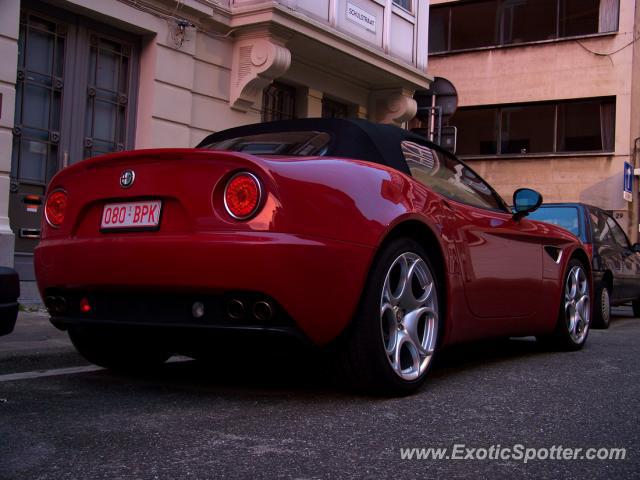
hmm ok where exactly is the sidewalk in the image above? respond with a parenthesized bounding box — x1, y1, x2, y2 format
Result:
(0, 309, 72, 360)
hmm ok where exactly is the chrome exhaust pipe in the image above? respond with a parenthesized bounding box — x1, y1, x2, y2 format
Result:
(227, 299, 246, 319)
(253, 301, 273, 322)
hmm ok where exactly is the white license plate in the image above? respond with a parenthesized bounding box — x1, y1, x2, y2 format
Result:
(101, 200, 162, 230)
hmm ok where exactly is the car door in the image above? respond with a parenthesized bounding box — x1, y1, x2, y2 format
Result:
(605, 215, 637, 301)
(590, 210, 626, 302)
(401, 141, 543, 319)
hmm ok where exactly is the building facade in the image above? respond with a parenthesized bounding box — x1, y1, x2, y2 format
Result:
(0, 0, 431, 290)
(425, 0, 640, 241)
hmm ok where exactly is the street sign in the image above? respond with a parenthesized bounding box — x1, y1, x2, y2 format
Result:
(624, 161, 633, 202)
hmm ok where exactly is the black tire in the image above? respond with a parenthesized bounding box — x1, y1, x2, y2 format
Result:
(592, 282, 611, 329)
(68, 326, 170, 372)
(334, 238, 441, 395)
(538, 259, 591, 351)
(633, 300, 640, 318)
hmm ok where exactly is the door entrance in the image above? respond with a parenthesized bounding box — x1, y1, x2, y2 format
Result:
(9, 4, 138, 280)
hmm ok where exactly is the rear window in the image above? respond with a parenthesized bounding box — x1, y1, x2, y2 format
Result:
(200, 131, 331, 156)
(528, 206, 583, 240)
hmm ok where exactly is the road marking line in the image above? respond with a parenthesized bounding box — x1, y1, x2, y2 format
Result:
(0, 365, 104, 382)
(0, 357, 192, 383)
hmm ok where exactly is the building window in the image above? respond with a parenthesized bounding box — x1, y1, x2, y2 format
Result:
(84, 34, 134, 158)
(429, 0, 619, 54)
(322, 98, 350, 118)
(393, 0, 412, 12)
(262, 82, 296, 122)
(450, 97, 615, 156)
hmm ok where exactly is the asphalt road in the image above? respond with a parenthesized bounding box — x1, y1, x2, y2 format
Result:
(1, 308, 639, 479)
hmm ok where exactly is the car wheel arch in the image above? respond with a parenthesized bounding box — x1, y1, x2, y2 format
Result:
(370, 220, 448, 345)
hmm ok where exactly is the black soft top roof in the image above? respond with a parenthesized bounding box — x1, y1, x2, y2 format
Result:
(197, 118, 441, 175)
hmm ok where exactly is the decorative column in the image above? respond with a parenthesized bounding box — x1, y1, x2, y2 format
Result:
(230, 32, 292, 112)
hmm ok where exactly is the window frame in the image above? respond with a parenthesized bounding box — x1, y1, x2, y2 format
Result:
(401, 139, 511, 213)
(605, 214, 631, 249)
(392, 0, 413, 14)
(450, 97, 616, 158)
(429, 0, 620, 55)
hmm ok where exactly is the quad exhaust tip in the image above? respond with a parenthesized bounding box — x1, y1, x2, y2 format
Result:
(226, 298, 274, 322)
(253, 301, 273, 322)
(227, 299, 246, 319)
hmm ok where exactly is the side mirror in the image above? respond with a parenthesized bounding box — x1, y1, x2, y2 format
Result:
(512, 188, 543, 221)
(633, 243, 640, 253)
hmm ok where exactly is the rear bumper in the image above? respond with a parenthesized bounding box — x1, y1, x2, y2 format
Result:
(35, 232, 375, 345)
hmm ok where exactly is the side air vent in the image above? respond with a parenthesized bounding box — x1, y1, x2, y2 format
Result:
(544, 246, 563, 264)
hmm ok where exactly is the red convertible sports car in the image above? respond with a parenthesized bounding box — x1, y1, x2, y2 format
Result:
(35, 118, 591, 394)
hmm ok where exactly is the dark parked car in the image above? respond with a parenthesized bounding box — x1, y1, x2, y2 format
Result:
(0, 267, 19, 336)
(528, 203, 640, 328)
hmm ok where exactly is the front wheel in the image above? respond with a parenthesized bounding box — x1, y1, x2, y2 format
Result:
(69, 326, 170, 372)
(335, 238, 441, 395)
(539, 259, 591, 350)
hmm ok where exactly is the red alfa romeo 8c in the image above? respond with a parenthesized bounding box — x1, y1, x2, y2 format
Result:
(35, 118, 592, 394)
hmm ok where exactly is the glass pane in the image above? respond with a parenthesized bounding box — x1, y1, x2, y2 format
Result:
(500, 104, 555, 154)
(449, 108, 498, 155)
(55, 37, 65, 77)
(21, 127, 49, 142)
(557, 99, 603, 152)
(26, 28, 54, 75)
(203, 132, 331, 156)
(15, 81, 22, 122)
(501, 0, 557, 44)
(51, 91, 61, 131)
(93, 139, 116, 154)
(560, 0, 600, 37)
(96, 49, 119, 91)
(22, 84, 50, 130)
(392, 0, 411, 10)
(46, 145, 58, 182)
(94, 100, 117, 141)
(528, 206, 582, 238)
(88, 46, 97, 86)
(429, 8, 449, 53)
(119, 56, 129, 93)
(18, 139, 47, 182)
(451, 1, 498, 50)
(403, 143, 501, 210)
(607, 216, 629, 248)
(18, 24, 25, 67)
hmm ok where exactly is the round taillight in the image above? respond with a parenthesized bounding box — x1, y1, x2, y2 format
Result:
(45, 189, 67, 228)
(223, 172, 262, 220)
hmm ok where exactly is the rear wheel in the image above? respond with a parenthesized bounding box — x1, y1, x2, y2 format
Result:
(68, 326, 170, 372)
(539, 259, 590, 350)
(335, 238, 440, 395)
(592, 282, 611, 329)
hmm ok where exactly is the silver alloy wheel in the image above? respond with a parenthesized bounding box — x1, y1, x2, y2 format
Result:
(380, 252, 438, 381)
(565, 265, 590, 344)
(600, 287, 610, 324)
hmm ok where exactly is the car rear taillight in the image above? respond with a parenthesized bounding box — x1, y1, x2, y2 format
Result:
(223, 172, 262, 220)
(45, 190, 67, 228)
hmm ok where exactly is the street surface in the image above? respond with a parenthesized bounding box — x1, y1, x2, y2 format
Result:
(1, 308, 639, 479)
